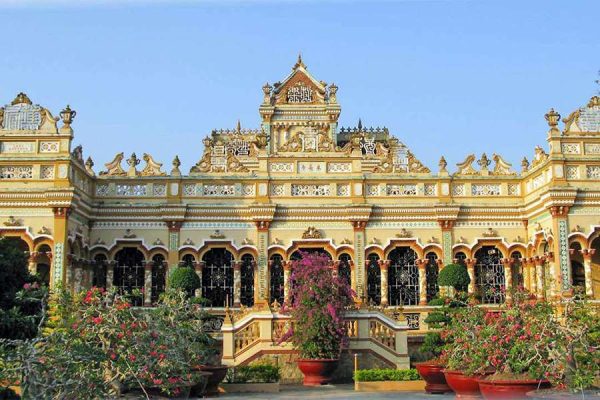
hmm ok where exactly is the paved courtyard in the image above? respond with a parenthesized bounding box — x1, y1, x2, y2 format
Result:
(205, 384, 454, 399)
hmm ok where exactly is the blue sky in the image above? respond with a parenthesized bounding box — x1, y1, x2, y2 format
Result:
(1, 0, 598, 172)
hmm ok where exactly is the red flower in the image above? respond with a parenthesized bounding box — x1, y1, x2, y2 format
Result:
(109, 352, 117, 361)
(129, 354, 137, 362)
(92, 316, 103, 325)
(153, 378, 163, 385)
(168, 377, 179, 384)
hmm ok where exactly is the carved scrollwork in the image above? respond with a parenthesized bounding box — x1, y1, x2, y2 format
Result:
(141, 153, 166, 176)
(455, 154, 478, 175)
(4, 216, 21, 226)
(100, 152, 126, 176)
(492, 153, 516, 175)
(407, 151, 430, 173)
(302, 226, 322, 239)
(531, 146, 548, 168)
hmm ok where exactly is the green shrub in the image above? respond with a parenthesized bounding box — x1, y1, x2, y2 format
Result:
(353, 368, 420, 382)
(427, 297, 446, 306)
(225, 363, 280, 383)
(438, 263, 470, 292)
(168, 267, 200, 295)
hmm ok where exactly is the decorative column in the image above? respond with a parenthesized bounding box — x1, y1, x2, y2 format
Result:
(106, 261, 115, 291)
(74, 260, 83, 293)
(526, 257, 536, 294)
(466, 258, 477, 295)
(580, 249, 595, 297)
(351, 221, 367, 302)
(521, 257, 530, 291)
(51, 207, 71, 290)
(502, 258, 513, 302)
(233, 261, 241, 307)
(255, 220, 271, 306)
(438, 220, 455, 266)
(533, 256, 546, 299)
(379, 260, 389, 306)
(195, 261, 204, 298)
(544, 252, 557, 298)
(549, 206, 571, 293)
(143, 261, 152, 306)
(27, 253, 37, 274)
(283, 260, 292, 304)
(416, 259, 427, 305)
(166, 221, 183, 270)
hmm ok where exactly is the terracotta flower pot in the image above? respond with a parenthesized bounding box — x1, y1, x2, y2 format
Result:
(444, 370, 489, 398)
(477, 377, 551, 400)
(297, 359, 339, 386)
(415, 361, 452, 394)
(194, 364, 228, 396)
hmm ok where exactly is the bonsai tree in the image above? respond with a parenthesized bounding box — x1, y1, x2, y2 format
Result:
(438, 263, 470, 295)
(419, 298, 452, 362)
(168, 266, 201, 297)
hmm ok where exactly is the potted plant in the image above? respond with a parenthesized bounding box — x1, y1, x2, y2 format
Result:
(476, 290, 557, 399)
(279, 252, 354, 386)
(526, 295, 600, 399)
(441, 303, 492, 398)
(415, 263, 470, 394)
(415, 297, 453, 394)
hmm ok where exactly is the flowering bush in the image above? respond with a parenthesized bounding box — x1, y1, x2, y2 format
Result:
(0, 286, 216, 398)
(280, 252, 355, 359)
(441, 303, 488, 375)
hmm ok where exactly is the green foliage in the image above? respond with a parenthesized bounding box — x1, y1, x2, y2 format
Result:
(353, 369, 420, 382)
(438, 263, 470, 292)
(0, 238, 31, 311)
(427, 298, 446, 306)
(0, 287, 216, 399)
(225, 362, 280, 383)
(168, 267, 201, 295)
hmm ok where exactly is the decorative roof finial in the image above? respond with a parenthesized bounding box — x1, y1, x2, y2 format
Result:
(11, 92, 32, 105)
(236, 119, 241, 133)
(171, 155, 181, 176)
(294, 52, 306, 69)
(439, 156, 447, 172)
(357, 118, 363, 131)
(545, 108, 561, 127)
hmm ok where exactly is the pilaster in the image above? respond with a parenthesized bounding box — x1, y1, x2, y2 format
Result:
(255, 220, 271, 305)
(438, 220, 455, 265)
(167, 221, 183, 268)
(143, 261, 152, 306)
(233, 261, 241, 307)
(51, 207, 70, 289)
(465, 258, 476, 295)
(351, 220, 367, 301)
(502, 258, 513, 301)
(549, 206, 571, 292)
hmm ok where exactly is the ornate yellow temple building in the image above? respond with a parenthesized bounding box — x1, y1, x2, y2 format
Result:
(1, 57, 600, 320)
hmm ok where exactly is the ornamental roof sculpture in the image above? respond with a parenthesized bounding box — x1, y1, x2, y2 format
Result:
(562, 96, 600, 134)
(0, 92, 61, 133)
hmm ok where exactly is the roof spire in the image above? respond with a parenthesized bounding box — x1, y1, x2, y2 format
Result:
(294, 52, 306, 70)
(358, 118, 363, 131)
(236, 119, 241, 132)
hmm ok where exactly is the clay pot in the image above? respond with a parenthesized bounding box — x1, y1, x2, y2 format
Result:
(477, 377, 551, 399)
(444, 370, 489, 398)
(415, 361, 452, 394)
(194, 364, 228, 396)
(297, 359, 339, 386)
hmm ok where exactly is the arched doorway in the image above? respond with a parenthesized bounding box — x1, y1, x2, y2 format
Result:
(269, 254, 284, 305)
(474, 246, 505, 304)
(151, 254, 166, 304)
(114, 247, 145, 306)
(510, 251, 524, 289)
(240, 254, 255, 307)
(338, 253, 351, 287)
(36, 244, 52, 286)
(92, 253, 108, 289)
(425, 252, 439, 302)
(202, 248, 234, 307)
(366, 253, 381, 305)
(388, 247, 419, 306)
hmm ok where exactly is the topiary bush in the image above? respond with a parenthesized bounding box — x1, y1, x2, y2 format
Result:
(354, 368, 420, 382)
(438, 263, 470, 292)
(168, 267, 200, 296)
